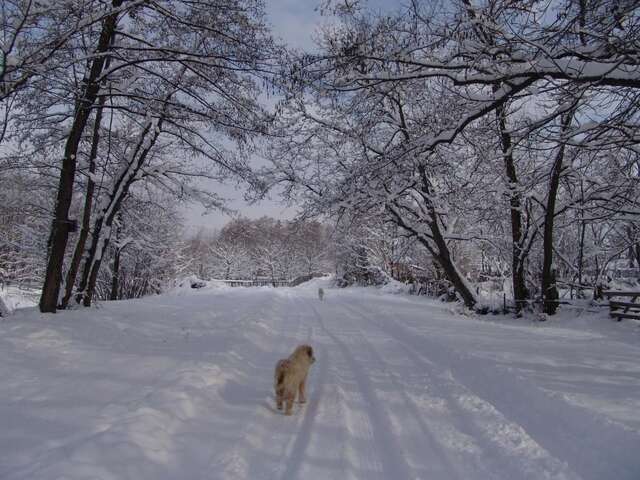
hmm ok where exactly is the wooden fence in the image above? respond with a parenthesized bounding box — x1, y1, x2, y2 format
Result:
(217, 279, 291, 287)
(604, 291, 640, 321)
(215, 273, 325, 288)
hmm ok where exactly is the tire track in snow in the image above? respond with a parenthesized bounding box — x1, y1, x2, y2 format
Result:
(335, 302, 466, 480)
(306, 307, 389, 479)
(307, 299, 413, 480)
(275, 292, 354, 480)
(278, 295, 373, 480)
(278, 340, 329, 480)
(336, 299, 515, 479)
(206, 290, 328, 480)
(346, 296, 640, 480)
(338, 299, 569, 480)
(204, 290, 309, 480)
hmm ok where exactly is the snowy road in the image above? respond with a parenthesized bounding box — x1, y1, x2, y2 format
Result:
(2, 281, 640, 479)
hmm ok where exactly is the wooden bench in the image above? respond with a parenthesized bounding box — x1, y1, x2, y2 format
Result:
(603, 291, 640, 321)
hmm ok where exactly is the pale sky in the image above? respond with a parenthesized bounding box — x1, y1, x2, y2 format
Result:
(182, 0, 397, 233)
(181, 1, 324, 233)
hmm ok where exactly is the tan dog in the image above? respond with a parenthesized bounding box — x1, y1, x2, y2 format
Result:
(274, 344, 316, 415)
(318, 287, 324, 301)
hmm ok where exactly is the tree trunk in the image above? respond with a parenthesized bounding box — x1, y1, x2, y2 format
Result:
(577, 220, 586, 295)
(386, 97, 478, 308)
(60, 94, 107, 309)
(541, 112, 573, 315)
(577, 181, 586, 291)
(39, 0, 123, 313)
(464, 2, 530, 313)
(110, 246, 121, 300)
(628, 225, 640, 268)
(0, 295, 10, 317)
(77, 117, 161, 306)
(420, 168, 477, 309)
(496, 103, 529, 313)
(427, 216, 477, 308)
(83, 236, 107, 307)
(387, 198, 478, 309)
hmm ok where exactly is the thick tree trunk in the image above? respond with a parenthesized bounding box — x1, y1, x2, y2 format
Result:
(428, 219, 477, 308)
(39, 0, 123, 313)
(387, 199, 478, 309)
(60, 94, 106, 309)
(420, 171, 477, 309)
(541, 112, 573, 315)
(496, 104, 528, 313)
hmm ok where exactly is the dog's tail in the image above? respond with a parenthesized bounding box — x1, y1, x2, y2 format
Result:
(275, 359, 289, 394)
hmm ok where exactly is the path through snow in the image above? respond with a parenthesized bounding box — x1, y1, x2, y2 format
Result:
(1, 280, 640, 479)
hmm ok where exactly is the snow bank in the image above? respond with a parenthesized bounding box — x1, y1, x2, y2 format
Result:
(379, 278, 413, 295)
(0, 285, 39, 313)
(165, 275, 229, 296)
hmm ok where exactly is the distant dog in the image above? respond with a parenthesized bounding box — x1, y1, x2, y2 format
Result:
(318, 287, 324, 301)
(274, 344, 316, 415)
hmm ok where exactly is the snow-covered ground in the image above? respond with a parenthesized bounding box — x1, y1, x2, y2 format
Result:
(1, 279, 640, 480)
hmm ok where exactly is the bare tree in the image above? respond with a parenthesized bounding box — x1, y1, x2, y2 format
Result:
(265, 0, 640, 313)
(7, 0, 279, 311)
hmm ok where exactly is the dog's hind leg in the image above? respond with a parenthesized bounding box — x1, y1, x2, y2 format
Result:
(275, 366, 286, 410)
(298, 374, 308, 403)
(284, 392, 295, 415)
